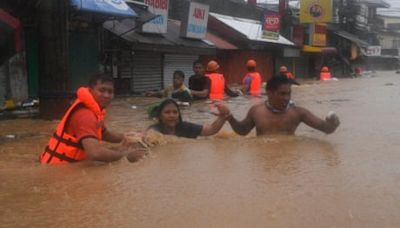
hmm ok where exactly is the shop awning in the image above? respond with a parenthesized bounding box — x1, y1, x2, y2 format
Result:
(209, 12, 294, 46)
(334, 30, 369, 47)
(70, 0, 137, 18)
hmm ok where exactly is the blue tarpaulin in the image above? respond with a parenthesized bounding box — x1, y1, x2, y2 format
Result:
(70, 0, 137, 18)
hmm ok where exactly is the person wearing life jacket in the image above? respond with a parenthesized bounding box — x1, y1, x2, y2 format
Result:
(242, 59, 262, 96)
(39, 74, 146, 164)
(206, 60, 239, 100)
(279, 65, 300, 85)
(320, 66, 332, 81)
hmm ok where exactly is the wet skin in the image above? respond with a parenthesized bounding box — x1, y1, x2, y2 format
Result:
(89, 81, 114, 109)
(228, 84, 340, 135)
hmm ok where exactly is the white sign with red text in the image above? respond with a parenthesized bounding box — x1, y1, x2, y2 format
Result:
(183, 2, 209, 39)
(142, 0, 169, 34)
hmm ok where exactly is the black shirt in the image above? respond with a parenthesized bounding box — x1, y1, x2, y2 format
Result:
(189, 74, 211, 92)
(150, 121, 203, 138)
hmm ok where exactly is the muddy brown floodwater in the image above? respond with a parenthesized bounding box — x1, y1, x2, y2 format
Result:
(1, 71, 400, 227)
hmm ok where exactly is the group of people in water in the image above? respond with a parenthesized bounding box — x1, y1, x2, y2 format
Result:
(39, 60, 340, 165)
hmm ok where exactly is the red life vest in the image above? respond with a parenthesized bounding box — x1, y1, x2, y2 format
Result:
(206, 73, 225, 100)
(320, 72, 331, 81)
(39, 87, 105, 164)
(242, 72, 262, 96)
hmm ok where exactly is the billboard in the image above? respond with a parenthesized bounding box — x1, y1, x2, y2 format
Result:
(181, 2, 209, 39)
(262, 10, 281, 40)
(300, 0, 332, 23)
(142, 0, 169, 34)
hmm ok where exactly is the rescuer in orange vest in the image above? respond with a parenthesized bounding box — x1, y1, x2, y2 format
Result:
(242, 59, 262, 96)
(206, 60, 239, 100)
(320, 66, 332, 81)
(279, 65, 300, 85)
(39, 74, 146, 164)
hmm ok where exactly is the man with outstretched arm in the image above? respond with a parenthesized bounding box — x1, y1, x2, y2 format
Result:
(226, 76, 340, 136)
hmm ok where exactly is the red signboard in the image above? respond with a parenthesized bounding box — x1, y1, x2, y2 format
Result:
(262, 10, 280, 40)
(262, 10, 280, 32)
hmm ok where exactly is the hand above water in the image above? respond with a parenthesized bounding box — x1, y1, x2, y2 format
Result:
(325, 111, 340, 129)
(211, 102, 231, 118)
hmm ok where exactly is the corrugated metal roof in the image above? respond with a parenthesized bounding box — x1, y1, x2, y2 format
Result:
(205, 32, 238, 50)
(334, 30, 370, 47)
(103, 19, 215, 50)
(209, 12, 294, 46)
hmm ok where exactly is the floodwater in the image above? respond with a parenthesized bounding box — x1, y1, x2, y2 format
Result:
(1, 71, 400, 227)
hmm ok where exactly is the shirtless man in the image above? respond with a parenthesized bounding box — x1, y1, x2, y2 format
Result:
(226, 76, 340, 135)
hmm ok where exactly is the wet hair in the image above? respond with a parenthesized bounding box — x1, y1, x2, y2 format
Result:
(266, 76, 291, 91)
(193, 60, 203, 68)
(88, 73, 114, 88)
(156, 99, 183, 123)
(173, 70, 185, 79)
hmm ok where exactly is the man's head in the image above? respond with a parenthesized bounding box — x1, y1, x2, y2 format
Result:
(173, 70, 185, 89)
(246, 59, 256, 72)
(193, 60, 205, 76)
(88, 73, 114, 109)
(266, 76, 292, 111)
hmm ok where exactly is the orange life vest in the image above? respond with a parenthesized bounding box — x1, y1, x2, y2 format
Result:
(320, 72, 331, 81)
(39, 87, 105, 164)
(242, 72, 262, 96)
(207, 73, 225, 100)
(286, 72, 294, 80)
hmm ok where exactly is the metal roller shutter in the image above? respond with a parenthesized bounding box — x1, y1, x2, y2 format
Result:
(0, 63, 7, 106)
(132, 51, 162, 93)
(163, 54, 199, 87)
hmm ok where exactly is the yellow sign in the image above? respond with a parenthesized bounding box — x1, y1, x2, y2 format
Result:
(311, 23, 327, 46)
(300, 0, 332, 23)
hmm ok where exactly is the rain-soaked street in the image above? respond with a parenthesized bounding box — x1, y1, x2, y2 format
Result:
(1, 71, 400, 227)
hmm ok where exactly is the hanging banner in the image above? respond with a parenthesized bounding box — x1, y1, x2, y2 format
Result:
(142, 0, 169, 34)
(261, 10, 280, 40)
(181, 2, 209, 39)
(310, 23, 327, 46)
(300, 0, 332, 23)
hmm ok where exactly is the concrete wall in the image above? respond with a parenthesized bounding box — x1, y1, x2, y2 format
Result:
(8, 53, 29, 102)
(0, 53, 29, 105)
(379, 33, 400, 49)
(0, 62, 7, 106)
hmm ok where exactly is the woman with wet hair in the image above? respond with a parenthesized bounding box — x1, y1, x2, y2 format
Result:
(148, 99, 231, 138)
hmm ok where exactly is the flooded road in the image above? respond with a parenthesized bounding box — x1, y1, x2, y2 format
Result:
(1, 71, 400, 227)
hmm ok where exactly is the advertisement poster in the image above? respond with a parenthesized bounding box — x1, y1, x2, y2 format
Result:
(142, 0, 169, 34)
(261, 10, 280, 40)
(300, 0, 332, 23)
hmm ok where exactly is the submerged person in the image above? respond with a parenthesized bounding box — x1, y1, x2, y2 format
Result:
(226, 76, 340, 136)
(320, 66, 332, 81)
(147, 99, 231, 138)
(279, 65, 300, 85)
(189, 60, 210, 100)
(241, 59, 262, 96)
(206, 60, 239, 100)
(146, 70, 192, 102)
(39, 74, 146, 164)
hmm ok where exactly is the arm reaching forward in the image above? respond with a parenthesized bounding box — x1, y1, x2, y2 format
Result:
(227, 107, 255, 136)
(299, 108, 340, 134)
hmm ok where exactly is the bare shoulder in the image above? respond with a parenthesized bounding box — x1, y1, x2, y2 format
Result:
(248, 102, 266, 114)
